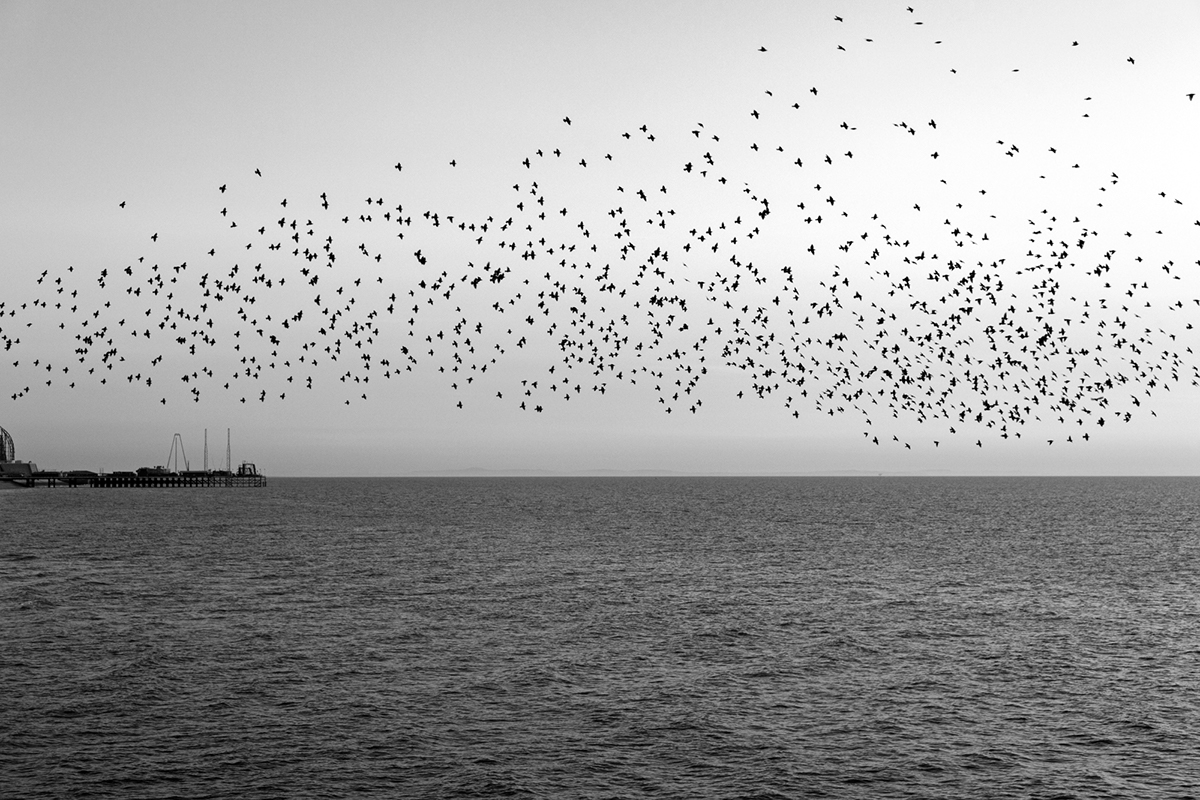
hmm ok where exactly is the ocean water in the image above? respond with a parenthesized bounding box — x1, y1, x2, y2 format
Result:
(2, 476, 1199, 799)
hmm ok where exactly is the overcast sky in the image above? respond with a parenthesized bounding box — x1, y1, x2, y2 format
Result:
(3, 0, 1199, 476)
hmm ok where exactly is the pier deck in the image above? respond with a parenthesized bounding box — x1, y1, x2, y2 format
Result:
(1, 472, 266, 488)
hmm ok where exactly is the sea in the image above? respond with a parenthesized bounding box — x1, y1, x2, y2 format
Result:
(2, 476, 1198, 799)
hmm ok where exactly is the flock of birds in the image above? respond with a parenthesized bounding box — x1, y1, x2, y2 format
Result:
(4, 6, 1198, 451)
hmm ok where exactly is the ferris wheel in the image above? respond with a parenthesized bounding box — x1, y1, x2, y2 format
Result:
(0, 426, 14, 462)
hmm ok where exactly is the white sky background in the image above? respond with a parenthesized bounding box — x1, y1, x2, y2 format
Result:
(2, 0, 1199, 476)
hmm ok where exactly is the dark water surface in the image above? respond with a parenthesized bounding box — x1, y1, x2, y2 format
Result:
(3, 477, 1199, 798)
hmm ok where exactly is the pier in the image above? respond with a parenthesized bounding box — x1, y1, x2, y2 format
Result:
(2, 466, 266, 489)
(0, 426, 266, 489)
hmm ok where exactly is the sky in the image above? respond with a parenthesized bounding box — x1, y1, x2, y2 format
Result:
(2, 0, 1199, 476)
